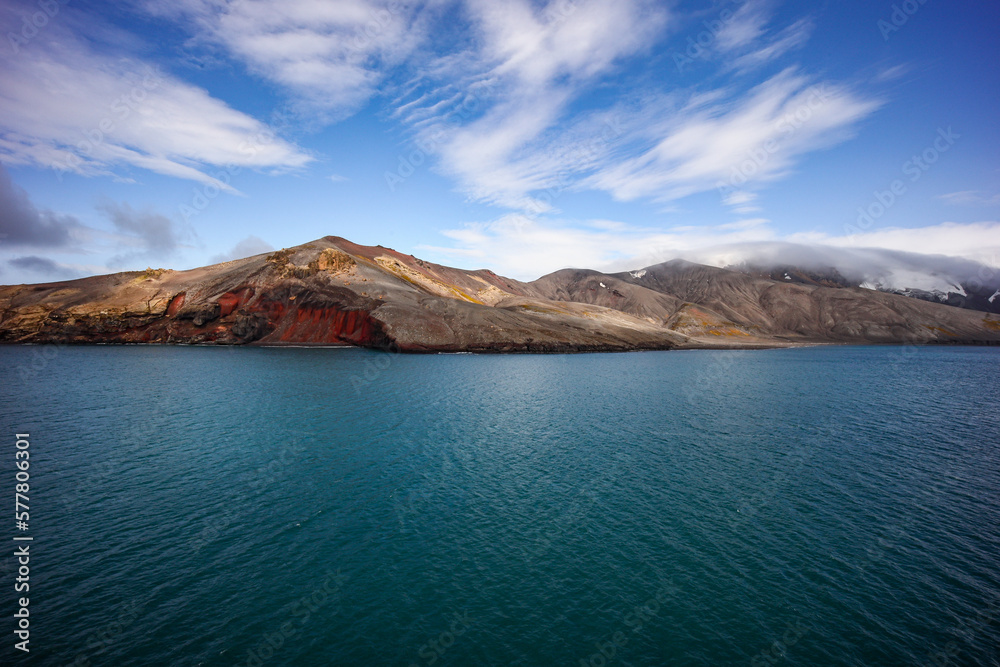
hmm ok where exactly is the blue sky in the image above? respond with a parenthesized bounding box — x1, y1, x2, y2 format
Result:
(1, 0, 998, 283)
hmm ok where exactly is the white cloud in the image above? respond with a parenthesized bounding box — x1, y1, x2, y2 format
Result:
(586, 69, 881, 205)
(722, 190, 761, 214)
(874, 64, 910, 83)
(396, 0, 670, 210)
(0, 12, 312, 188)
(818, 221, 1000, 265)
(939, 191, 1000, 206)
(125, 0, 872, 223)
(427, 215, 1000, 282)
(715, 1, 771, 53)
(686, 233, 1000, 293)
(705, 1, 812, 73)
(387, 4, 875, 217)
(142, 0, 432, 120)
(427, 213, 781, 279)
(465, 0, 664, 85)
(729, 18, 813, 73)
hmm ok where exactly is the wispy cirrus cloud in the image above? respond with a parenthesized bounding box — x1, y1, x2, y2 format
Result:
(394, 0, 671, 210)
(586, 69, 881, 205)
(0, 6, 312, 189)
(140, 0, 436, 121)
(939, 190, 1000, 206)
(123, 0, 874, 223)
(3, 0, 883, 253)
(728, 17, 812, 73)
(713, 1, 812, 72)
(715, 1, 769, 52)
(387, 2, 874, 218)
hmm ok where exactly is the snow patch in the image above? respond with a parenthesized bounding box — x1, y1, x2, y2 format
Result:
(599, 282, 606, 288)
(784, 273, 791, 280)
(880, 271, 961, 294)
(990, 290, 1000, 303)
(856, 270, 973, 299)
(629, 270, 647, 279)
(894, 288, 948, 302)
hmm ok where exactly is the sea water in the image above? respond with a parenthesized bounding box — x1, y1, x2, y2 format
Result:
(1, 345, 998, 665)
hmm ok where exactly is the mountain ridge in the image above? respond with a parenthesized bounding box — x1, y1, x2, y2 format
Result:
(2, 236, 999, 352)
(723, 261, 1000, 315)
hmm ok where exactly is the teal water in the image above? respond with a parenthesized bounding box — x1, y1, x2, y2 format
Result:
(1, 345, 999, 666)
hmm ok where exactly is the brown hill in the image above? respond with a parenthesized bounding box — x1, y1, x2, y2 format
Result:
(2, 236, 998, 351)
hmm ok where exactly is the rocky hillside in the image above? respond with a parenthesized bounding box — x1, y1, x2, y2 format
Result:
(2, 236, 999, 351)
(726, 262, 1000, 315)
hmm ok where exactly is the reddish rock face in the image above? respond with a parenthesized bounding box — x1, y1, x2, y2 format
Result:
(274, 306, 382, 345)
(217, 287, 254, 318)
(255, 298, 287, 322)
(217, 293, 238, 317)
(166, 293, 186, 317)
(210, 283, 391, 347)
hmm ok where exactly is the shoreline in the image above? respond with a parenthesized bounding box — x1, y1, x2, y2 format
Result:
(4, 339, 997, 353)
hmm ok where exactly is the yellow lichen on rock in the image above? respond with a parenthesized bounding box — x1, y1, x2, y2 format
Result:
(924, 325, 957, 337)
(267, 247, 356, 278)
(133, 268, 166, 282)
(374, 255, 481, 304)
(471, 277, 513, 306)
(311, 248, 356, 274)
